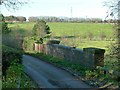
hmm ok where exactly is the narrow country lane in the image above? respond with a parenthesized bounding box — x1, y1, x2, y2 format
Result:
(23, 55, 92, 88)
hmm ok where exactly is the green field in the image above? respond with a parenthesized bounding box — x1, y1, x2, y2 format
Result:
(9, 22, 114, 37)
(48, 22, 113, 37)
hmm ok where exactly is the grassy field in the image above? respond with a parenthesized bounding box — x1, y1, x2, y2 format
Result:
(48, 22, 113, 37)
(8, 22, 35, 31)
(9, 22, 114, 37)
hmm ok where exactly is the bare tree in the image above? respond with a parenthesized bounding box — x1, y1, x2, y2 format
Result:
(104, 0, 120, 58)
(104, 0, 120, 19)
(0, 0, 29, 10)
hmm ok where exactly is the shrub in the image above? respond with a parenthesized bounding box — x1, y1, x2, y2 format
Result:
(2, 45, 23, 79)
(87, 32, 94, 40)
(23, 37, 34, 52)
(99, 32, 106, 40)
(2, 33, 23, 50)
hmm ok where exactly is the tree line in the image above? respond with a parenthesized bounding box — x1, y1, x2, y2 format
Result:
(28, 16, 117, 23)
(5, 15, 26, 22)
(4, 15, 118, 23)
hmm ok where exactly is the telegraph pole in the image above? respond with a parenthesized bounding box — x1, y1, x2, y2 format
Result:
(71, 7, 72, 18)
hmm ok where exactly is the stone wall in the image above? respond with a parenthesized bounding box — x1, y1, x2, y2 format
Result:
(34, 43, 105, 69)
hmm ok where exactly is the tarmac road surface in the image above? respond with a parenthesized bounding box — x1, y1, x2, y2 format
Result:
(23, 55, 92, 88)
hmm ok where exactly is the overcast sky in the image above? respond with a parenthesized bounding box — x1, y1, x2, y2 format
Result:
(1, 0, 111, 20)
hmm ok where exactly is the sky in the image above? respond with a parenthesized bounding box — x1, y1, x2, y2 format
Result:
(0, 0, 111, 20)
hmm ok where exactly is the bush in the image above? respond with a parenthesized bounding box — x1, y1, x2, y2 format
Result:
(23, 37, 35, 52)
(99, 32, 106, 40)
(2, 45, 23, 79)
(2, 61, 38, 88)
(2, 33, 23, 50)
(87, 32, 94, 40)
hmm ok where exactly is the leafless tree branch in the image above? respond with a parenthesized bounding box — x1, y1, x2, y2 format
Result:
(104, 0, 120, 19)
(0, 0, 29, 10)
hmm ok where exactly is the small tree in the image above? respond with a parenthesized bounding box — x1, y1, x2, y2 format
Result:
(32, 20, 51, 43)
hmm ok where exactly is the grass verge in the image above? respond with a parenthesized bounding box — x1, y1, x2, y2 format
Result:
(2, 60, 38, 88)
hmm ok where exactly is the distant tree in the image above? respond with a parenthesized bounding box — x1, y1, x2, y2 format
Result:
(5, 16, 26, 22)
(90, 18, 103, 23)
(28, 17, 39, 22)
(17, 16, 26, 22)
(32, 20, 51, 43)
(33, 16, 103, 23)
(5, 15, 17, 21)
